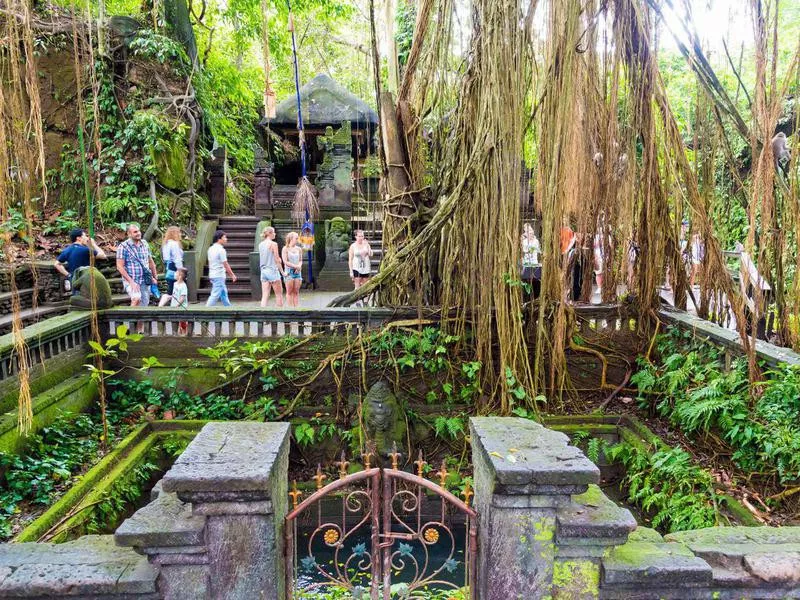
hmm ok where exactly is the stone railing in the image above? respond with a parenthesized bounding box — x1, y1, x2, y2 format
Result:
(0, 419, 798, 598)
(659, 306, 800, 368)
(0, 312, 91, 384)
(100, 306, 422, 339)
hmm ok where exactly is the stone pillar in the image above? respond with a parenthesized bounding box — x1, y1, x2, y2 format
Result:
(154, 422, 289, 599)
(207, 146, 226, 215)
(470, 417, 606, 600)
(182, 251, 198, 302)
(254, 146, 274, 218)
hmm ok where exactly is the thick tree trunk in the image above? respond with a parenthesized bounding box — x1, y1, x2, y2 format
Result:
(164, 0, 198, 69)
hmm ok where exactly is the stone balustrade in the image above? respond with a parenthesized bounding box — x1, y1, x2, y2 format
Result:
(0, 419, 798, 598)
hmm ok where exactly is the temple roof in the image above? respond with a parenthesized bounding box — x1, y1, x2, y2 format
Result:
(269, 74, 378, 130)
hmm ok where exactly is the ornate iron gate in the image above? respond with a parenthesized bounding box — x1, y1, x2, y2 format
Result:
(285, 451, 477, 599)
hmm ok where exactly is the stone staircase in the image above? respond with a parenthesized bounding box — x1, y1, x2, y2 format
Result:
(197, 216, 258, 302)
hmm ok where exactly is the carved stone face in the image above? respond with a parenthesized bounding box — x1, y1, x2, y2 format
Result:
(365, 381, 396, 433)
(368, 398, 393, 431)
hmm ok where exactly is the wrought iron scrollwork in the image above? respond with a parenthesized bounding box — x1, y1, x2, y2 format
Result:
(285, 452, 477, 600)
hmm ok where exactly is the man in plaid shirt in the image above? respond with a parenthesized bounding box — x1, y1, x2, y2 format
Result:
(116, 223, 158, 309)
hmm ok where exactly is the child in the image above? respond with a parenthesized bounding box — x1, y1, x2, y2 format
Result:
(171, 267, 189, 335)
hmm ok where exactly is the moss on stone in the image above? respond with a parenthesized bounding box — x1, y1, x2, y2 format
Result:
(549, 423, 618, 436)
(553, 559, 599, 599)
(0, 347, 86, 414)
(16, 423, 201, 543)
(153, 135, 188, 189)
(0, 375, 97, 455)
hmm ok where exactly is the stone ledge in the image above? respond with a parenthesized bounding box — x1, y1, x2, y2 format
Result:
(0, 536, 157, 597)
(115, 492, 206, 549)
(602, 539, 713, 587)
(665, 526, 800, 546)
(557, 484, 637, 545)
(664, 526, 800, 588)
(161, 422, 290, 495)
(470, 417, 600, 493)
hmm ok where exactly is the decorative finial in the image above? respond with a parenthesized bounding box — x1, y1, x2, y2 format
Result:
(361, 450, 373, 470)
(437, 460, 448, 487)
(389, 442, 401, 470)
(335, 451, 350, 479)
(313, 464, 327, 490)
(289, 480, 302, 509)
(414, 449, 426, 477)
(462, 479, 474, 508)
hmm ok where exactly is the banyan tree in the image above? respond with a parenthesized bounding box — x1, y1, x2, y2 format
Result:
(331, 0, 799, 410)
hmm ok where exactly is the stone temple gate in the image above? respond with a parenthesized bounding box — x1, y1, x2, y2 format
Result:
(1, 418, 800, 598)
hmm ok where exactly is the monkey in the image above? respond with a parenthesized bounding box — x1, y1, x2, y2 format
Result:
(771, 131, 791, 175)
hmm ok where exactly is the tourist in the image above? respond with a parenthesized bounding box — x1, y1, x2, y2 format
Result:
(116, 223, 157, 309)
(627, 231, 639, 290)
(171, 267, 189, 335)
(689, 232, 704, 288)
(282, 231, 303, 308)
(55, 228, 107, 291)
(349, 229, 373, 292)
(593, 232, 604, 291)
(206, 231, 237, 307)
(521, 223, 541, 298)
(158, 226, 184, 307)
(259, 226, 284, 308)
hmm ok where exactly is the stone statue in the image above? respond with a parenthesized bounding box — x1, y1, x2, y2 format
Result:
(362, 380, 407, 457)
(325, 217, 351, 262)
(69, 267, 113, 310)
(315, 122, 353, 205)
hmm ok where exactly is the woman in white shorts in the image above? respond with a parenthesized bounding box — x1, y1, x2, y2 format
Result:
(259, 227, 284, 307)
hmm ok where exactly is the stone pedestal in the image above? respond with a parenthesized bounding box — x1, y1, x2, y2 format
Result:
(254, 147, 273, 218)
(315, 217, 353, 291)
(116, 422, 290, 600)
(207, 147, 226, 215)
(471, 417, 629, 600)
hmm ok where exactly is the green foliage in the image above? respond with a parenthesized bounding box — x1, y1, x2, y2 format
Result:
(395, 0, 416, 69)
(0, 207, 31, 240)
(294, 422, 315, 447)
(0, 415, 100, 539)
(361, 155, 381, 178)
(633, 326, 800, 484)
(41, 210, 80, 236)
(571, 430, 604, 464)
(129, 30, 190, 72)
(85, 449, 160, 535)
(374, 326, 459, 375)
(605, 441, 719, 533)
(198, 337, 298, 378)
(195, 51, 261, 178)
(84, 325, 143, 387)
(107, 378, 248, 421)
(433, 415, 466, 441)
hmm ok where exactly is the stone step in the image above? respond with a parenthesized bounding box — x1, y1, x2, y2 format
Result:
(0, 287, 36, 315)
(219, 230, 256, 239)
(601, 528, 713, 596)
(215, 215, 260, 222)
(0, 303, 68, 336)
(664, 526, 800, 590)
(115, 488, 205, 549)
(556, 484, 637, 550)
(0, 535, 157, 597)
(223, 241, 256, 251)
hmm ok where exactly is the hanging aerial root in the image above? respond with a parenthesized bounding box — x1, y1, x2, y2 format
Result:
(291, 176, 319, 225)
